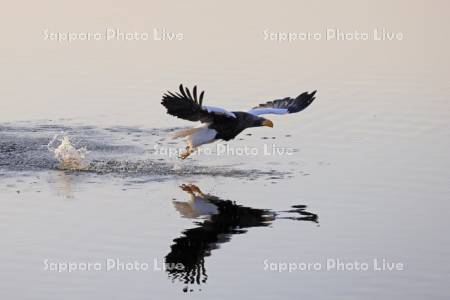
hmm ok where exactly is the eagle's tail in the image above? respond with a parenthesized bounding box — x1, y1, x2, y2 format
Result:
(172, 127, 201, 139)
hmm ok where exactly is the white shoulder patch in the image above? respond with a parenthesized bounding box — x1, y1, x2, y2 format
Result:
(203, 105, 236, 118)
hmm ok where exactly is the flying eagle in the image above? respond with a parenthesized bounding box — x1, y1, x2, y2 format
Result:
(161, 85, 317, 159)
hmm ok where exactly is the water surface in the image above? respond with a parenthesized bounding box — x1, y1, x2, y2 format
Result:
(1, 1, 450, 299)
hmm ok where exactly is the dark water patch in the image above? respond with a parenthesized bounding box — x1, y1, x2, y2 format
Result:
(83, 159, 286, 180)
(0, 135, 57, 171)
(166, 184, 318, 292)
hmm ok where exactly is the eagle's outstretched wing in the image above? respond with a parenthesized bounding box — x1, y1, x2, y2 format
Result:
(162, 85, 236, 123)
(248, 91, 317, 116)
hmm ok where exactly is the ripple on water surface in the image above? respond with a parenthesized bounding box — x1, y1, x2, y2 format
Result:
(0, 123, 288, 181)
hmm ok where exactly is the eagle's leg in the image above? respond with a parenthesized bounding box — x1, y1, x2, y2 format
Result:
(179, 184, 204, 196)
(187, 184, 205, 196)
(180, 184, 195, 195)
(179, 150, 191, 160)
(179, 144, 195, 159)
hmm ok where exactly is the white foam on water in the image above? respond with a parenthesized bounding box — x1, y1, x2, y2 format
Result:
(48, 133, 89, 170)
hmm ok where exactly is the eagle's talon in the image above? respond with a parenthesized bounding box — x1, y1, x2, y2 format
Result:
(180, 184, 194, 194)
(179, 146, 195, 159)
(179, 151, 191, 159)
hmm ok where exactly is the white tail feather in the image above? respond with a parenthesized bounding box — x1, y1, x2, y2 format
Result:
(172, 126, 217, 150)
(172, 127, 201, 139)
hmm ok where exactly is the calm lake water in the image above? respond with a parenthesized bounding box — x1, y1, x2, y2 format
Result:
(1, 1, 450, 299)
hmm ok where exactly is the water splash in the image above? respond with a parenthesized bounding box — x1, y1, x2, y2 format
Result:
(1, 123, 289, 181)
(48, 133, 89, 170)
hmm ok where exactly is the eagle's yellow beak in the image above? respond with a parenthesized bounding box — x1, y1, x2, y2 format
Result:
(262, 119, 274, 128)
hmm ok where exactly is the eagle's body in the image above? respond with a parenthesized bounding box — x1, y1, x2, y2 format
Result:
(162, 85, 316, 159)
(210, 111, 262, 140)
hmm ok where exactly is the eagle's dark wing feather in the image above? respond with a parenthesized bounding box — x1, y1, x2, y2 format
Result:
(248, 90, 317, 116)
(162, 85, 235, 123)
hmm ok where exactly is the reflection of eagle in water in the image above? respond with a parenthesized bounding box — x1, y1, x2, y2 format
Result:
(165, 184, 318, 292)
(161, 85, 317, 159)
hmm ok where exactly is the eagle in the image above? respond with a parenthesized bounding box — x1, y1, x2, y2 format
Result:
(166, 184, 319, 290)
(161, 84, 317, 159)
